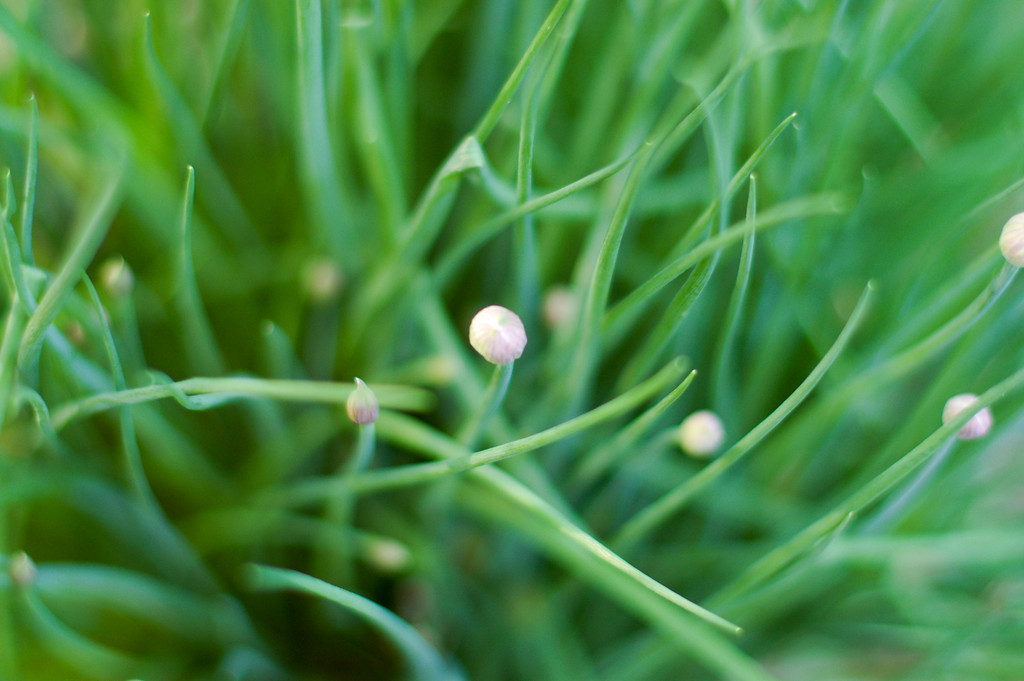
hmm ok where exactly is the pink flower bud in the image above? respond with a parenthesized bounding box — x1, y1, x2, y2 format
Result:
(942, 393, 992, 440)
(468, 305, 527, 365)
(346, 378, 379, 425)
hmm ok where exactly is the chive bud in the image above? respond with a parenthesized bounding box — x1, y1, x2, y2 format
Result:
(942, 393, 992, 440)
(346, 378, 379, 425)
(999, 212, 1024, 267)
(98, 255, 134, 298)
(302, 257, 344, 302)
(678, 410, 725, 457)
(469, 305, 527, 365)
(8, 551, 37, 587)
(542, 286, 577, 331)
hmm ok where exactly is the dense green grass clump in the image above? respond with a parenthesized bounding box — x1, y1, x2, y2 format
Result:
(2, 0, 1024, 679)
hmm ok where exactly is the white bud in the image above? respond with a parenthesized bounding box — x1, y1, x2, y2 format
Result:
(302, 257, 344, 302)
(468, 305, 527, 365)
(542, 286, 577, 331)
(346, 378, 379, 425)
(1000, 212, 1024, 267)
(98, 256, 133, 298)
(678, 410, 725, 457)
(8, 551, 37, 587)
(942, 393, 992, 440)
(366, 538, 412, 573)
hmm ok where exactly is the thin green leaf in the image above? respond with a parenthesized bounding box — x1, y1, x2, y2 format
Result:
(603, 191, 847, 341)
(712, 175, 758, 417)
(51, 376, 434, 430)
(19, 95, 38, 264)
(174, 166, 226, 375)
(18, 164, 125, 372)
(246, 564, 459, 681)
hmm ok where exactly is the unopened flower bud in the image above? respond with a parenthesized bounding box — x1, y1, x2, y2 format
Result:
(366, 538, 412, 574)
(469, 305, 527, 365)
(942, 393, 992, 440)
(542, 286, 577, 331)
(8, 551, 37, 587)
(346, 378, 379, 425)
(98, 256, 134, 298)
(999, 212, 1024, 267)
(678, 410, 725, 457)
(302, 257, 344, 302)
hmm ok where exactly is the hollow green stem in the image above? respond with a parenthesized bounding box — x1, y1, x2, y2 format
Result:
(457, 361, 515, 448)
(272, 358, 687, 502)
(51, 377, 433, 430)
(316, 423, 377, 585)
(246, 564, 453, 681)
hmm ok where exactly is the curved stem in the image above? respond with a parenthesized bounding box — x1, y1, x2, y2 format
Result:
(457, 361, 515, 448)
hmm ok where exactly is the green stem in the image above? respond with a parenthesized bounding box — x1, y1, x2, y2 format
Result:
(471, 0, 573, 143)
(272, 358, 687, 502)
(51, 377, 433, 430)
(19, 95, 37, 265)
(246, 564, 453, 681)
(316, 423, 377, 585)
(457, 361, 515, 448)
(18, 166, 124, 372)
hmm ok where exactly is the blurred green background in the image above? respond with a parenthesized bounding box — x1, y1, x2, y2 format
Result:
(2, 0, 1024, 679)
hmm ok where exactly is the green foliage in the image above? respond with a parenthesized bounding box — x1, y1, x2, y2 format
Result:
(2, 0, 1024, 679)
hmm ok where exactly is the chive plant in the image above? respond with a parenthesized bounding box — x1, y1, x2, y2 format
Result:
(2, 1, 1024, 680)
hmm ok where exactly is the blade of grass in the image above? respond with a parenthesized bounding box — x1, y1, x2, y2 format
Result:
(142, 13, 259, 250)
(245, 564, 458, 681)
(1, 187, 36, 312)
(603, 191, 846, 341)
(174, 166, 226, 375)
(15, 588, 138, 680)
(616, 253, 717, 391)
(369, 411, 743, 636)
(471, 0, 573, 142)
(664, 113, 797, 263)
(17, 163, 125, 372)
(514, 59, 541, 321)
(565, 63, 744, 410)
(771, 257, 1017, 485)
(346, 26, 405, 240)
(613, 282, 873, 551)
(295, 0, 356, 266)
(199, 0, 252, 130)
(51, 376, 433, 430)
(81, 276, 156, 508)
(459, 485, 781, 681)
(35, 563, 257, 648)
(0, 302, 25, 680)
(19, 95, 37, 264)
(434, 149, 637, 284)
(572, 369, 696, 486)
(712, 176, 757, 418)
